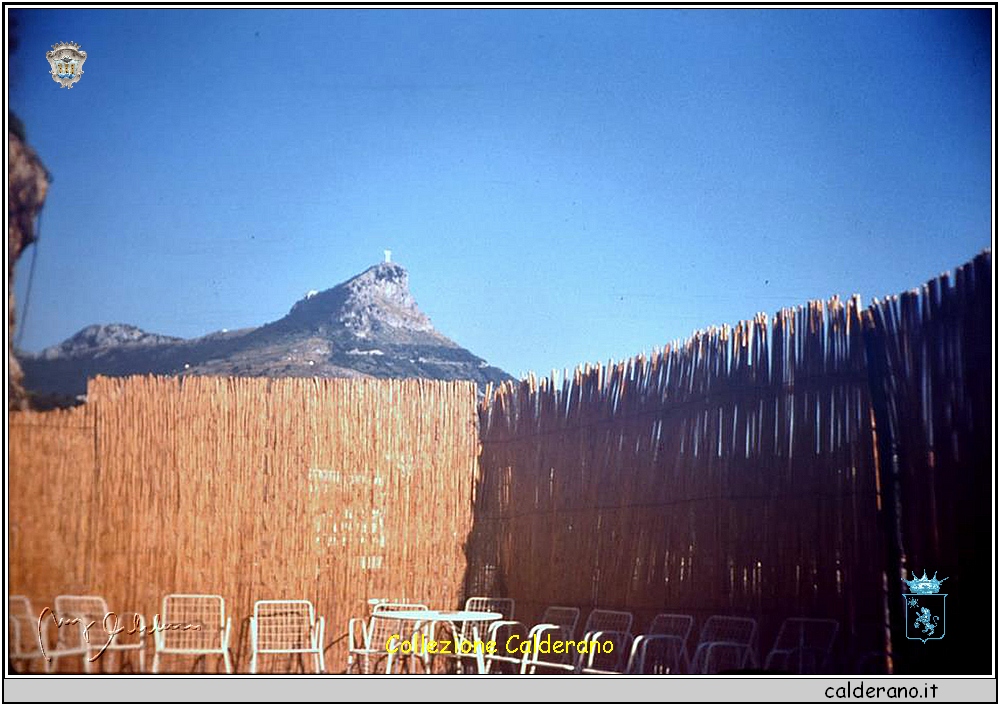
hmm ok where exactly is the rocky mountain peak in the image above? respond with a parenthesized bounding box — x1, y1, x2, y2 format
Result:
(286, 261, 434, 338)
(21, 260, 514, 400)
(40, 323, 182, 359)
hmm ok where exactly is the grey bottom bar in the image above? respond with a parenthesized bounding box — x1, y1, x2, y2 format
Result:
(3, 676, 998, 704)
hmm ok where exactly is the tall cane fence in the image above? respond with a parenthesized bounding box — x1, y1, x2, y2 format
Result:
(468, 250, 991, 674)
(9, 375, 479, 673)
(862, 251, 991, 674)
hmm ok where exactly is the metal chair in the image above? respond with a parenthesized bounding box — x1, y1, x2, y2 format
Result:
(456, 597, 515, 673)
(520, 623, 576, 674)
(53, 595, 147, 673)
(689, 616, 759, 673)
(627, 634, 689, 674)
(249, 599, 325, 674)
(538, 606, 580, 639)
(484, 620, 529, 674)
(152, 594, 232, 674)
(578, 630, 633, 674)
(764, 618, 839, 674)
(9, 595, 63, 673)
(346, 602, 429, 674)
(7, 595, 88, 673)
(462, 596, 514, 638)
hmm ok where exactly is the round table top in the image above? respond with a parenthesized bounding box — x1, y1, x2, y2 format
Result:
(373, 608, 503, 623)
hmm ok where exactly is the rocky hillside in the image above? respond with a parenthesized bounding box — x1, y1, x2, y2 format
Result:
(20, 262, 512, 399)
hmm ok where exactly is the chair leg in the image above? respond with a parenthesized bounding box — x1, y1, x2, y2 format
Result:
(152, 652, 160, 674)
(223, 650, 233, 675)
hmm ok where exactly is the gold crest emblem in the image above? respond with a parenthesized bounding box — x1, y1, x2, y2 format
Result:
(46, 41, 87, 88)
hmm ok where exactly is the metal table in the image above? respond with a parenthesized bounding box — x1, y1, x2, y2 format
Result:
(374, 608, 503, 674)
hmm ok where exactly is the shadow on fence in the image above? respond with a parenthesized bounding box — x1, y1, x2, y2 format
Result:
(464, 250, 991, 675)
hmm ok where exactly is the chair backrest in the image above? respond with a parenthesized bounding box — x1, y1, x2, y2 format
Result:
(539, 606, 580, 638)
(691, 616, 759, 674)
(648, 613, 694, 643)
(54, 595, 110, 650)
(7, 595, 61, 656)
(464, 596, 515, 620)
(161, 594, 227, 651)
(461, 597, 513, 643)
(692, 641, 750, 674)
(580, 630, 632, 673)
(9, 595, 34, 623)
(253, 600, 315, 651)
(10, 595, 51, 655)
(627, 634, 688, 674)
(697, 615, 757, 646)
(583, 609, 633, 635)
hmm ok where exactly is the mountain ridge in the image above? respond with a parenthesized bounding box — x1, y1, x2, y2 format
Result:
(20, 262, 513, 400)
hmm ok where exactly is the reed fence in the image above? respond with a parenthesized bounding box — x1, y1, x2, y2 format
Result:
(469, 250, 991, 674)
(862, 251, 991, 674)
(9, 375, 479, 673)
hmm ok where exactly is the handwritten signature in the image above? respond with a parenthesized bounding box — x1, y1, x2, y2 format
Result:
(37, 607, 202, 663)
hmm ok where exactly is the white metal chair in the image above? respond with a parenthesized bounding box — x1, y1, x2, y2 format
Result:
(577, 630, 633, 674)
(538, 606, 580, 639)
(627, 634, 689, 674)
(689, 615, 759, 673)
(520, 623, 576, 674)
(642, 613, 695, 672)
(764, 618, 839, 673)
(462, 596, 514, 637)
(152, 594, 232, 674)
(347, 601, 429, 674)
(10, 596, 57, 673)
(53, 594, 147, 673)
(10, 595, 93, 673)
(456, 596, 515, 673)
(484, 620, 530, 674)
(250, 599, 325, 674)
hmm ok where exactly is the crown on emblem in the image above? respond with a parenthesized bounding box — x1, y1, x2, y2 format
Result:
(902, 570, 948, 595)
(51, 41, 81, 51)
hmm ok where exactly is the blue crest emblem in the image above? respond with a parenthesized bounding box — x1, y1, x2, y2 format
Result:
(902, 570, 947, 643)
(46, 42, 87, 89)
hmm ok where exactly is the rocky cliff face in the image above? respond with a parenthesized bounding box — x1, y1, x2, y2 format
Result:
(8, 124, 49, 409)
(21, 262, 512, 399)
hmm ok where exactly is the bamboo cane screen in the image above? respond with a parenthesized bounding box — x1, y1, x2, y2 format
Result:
(469, 251, 991, 673)
(9, 376, 479, 673)
(471, 294, 886, 669)
(862, 251, 991, 674)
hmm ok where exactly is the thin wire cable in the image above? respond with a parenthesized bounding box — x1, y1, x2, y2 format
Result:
(15, 206, 43, 349)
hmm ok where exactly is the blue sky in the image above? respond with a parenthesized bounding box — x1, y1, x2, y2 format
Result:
(8, 8, 993, 379)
